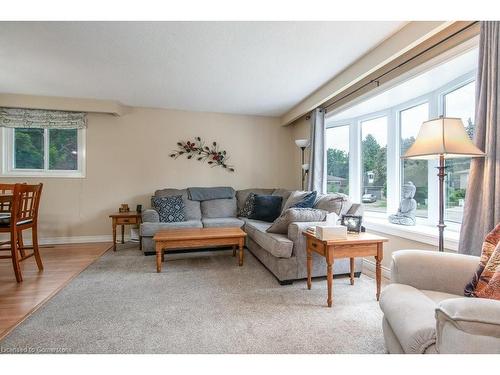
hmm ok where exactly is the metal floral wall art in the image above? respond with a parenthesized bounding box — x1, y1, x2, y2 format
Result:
(170, 137, 235, 172)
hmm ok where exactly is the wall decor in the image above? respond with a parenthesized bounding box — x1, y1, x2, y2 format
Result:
(169, 137, 235, 172)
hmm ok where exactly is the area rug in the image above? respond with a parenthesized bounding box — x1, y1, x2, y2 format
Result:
(0, 244, 386, 353)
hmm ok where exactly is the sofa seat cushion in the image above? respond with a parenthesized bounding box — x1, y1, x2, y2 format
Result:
(380, 283, 452, 354)
(141, 220, 202, 237)
(244, 219, 293, 258)
(201, 198, 237, 218)
(202, 217, 245, 228)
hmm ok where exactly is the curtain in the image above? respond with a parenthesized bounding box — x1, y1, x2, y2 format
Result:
(0, 107, 87, 129)
(307, 108, 326, 193)
(459, 21, 500, 256)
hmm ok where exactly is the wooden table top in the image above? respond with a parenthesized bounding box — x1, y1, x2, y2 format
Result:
(109, 211, 141, 218)
(302, 230, 388, 245)
(154, 227, 246, 241)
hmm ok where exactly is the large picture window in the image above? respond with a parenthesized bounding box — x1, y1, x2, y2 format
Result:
(326, 125, 349, 194)
(325, 44, 478, 227)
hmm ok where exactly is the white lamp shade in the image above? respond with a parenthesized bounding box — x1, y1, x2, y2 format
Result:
(403, 117, 485, 159)
(295, 139, 310, 148)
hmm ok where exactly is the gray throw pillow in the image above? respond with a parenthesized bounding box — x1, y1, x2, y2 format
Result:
(282, 190, 309, 212)
(151, 195, 186, 223)
(314, 193, 347, 215)
(266, 208, 327, 234)
(238, 192, 256, 217)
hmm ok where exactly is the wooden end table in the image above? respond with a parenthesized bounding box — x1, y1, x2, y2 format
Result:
(303, 231, 388, 307)
(154, 227, 247, 273)
(109, 212, 142, 251)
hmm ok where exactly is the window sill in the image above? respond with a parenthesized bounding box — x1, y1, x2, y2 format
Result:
(363, 215, 460, 251)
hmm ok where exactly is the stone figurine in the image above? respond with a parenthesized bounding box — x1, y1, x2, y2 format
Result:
(389, 181, 417, 226)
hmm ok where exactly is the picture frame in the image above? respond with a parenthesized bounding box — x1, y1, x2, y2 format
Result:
(340, 214, 363, 233)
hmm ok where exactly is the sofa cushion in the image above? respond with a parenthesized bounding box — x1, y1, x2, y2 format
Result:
(380, 283, 444, 354)
(154, 188, 201, 221)
(266, 208, 327, 234)
(272, 188, 292, 211)
(248, 194, 283, 222)
(236, 188, 275, 211)
(244, 219, 293, 258)
(290, 191, 317, 209)
(282, 191, 308, 211)
(314, 193, 347, 215)
(202, 217, 245, 228)
(151, 195, 186, 223)
(140, 220, 202, 237)
(201, 198, 237, 218)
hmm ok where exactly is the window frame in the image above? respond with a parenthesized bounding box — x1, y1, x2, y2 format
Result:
(0, 127, 86, 178)
(325, 69, 476, 230)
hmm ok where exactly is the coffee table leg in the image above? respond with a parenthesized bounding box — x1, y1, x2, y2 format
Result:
(307, 246, 312, 290)
(238, 239, 244, 266)
(156, 243, 163, 273)
(350, 257, 355, 285)
(326, 249, 334, 307)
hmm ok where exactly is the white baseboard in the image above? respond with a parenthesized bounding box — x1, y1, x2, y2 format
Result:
(39, 235, 117, 245)
(362, 258, 391, 280)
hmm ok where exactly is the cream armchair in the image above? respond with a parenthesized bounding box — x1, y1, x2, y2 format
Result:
(379, 250, 500, 354)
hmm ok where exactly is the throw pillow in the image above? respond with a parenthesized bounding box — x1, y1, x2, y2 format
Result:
(248, 194, 283, 222)
(464, 223, 500, 300)
(238, 192, 256, 217)
(314, 193, 347, 215)
(291, 191, 317, 209)
(267, 208, 327, 234)
(282, 190, 309, 212)
(151, 195, 186, 223)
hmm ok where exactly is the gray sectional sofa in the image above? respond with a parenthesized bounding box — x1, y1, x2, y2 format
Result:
(141, 187, 364, 284)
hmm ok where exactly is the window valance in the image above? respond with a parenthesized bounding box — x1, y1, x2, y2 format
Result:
(0, 107, 87, 129)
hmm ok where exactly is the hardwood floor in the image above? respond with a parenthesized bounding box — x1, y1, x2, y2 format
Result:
(0, 242, 111, 340)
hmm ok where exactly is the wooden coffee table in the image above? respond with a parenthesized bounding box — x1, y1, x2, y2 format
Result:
(303, 231, 388, 307)
(154, 227, 247, 273)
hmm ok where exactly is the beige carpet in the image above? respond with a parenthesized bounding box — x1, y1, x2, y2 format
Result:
(0, 243, 386, 353)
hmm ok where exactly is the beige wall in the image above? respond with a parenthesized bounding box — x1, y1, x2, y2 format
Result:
(1, 106, 299, 239)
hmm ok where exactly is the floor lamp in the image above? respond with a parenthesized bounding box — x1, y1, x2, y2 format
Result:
(295, 139, 310, 190)
(403, 117, 485, 252)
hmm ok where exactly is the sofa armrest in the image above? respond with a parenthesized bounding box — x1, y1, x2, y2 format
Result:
(287, 221, 327, 242)
(436, 297, 500, 353)
(391, 250, 479, 295)
(142, 209, 159, 223)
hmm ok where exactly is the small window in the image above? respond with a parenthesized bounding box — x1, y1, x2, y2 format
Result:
(2, 127, 85, 177)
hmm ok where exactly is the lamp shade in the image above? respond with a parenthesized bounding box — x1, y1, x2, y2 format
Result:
(403, 117, 485, 160)
(295, 139, 310, 148)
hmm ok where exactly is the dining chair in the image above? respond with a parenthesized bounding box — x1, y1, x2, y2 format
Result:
(0, 183, 44, 282)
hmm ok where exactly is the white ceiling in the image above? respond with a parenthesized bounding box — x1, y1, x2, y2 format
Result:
(0, 21, 405, 116)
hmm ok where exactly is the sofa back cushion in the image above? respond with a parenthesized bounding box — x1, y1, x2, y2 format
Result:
(236, 188, 274, 211)
(154, 188, 201, 221)
(201, 197, 237, 218)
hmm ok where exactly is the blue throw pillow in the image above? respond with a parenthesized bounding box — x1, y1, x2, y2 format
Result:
(248, 194, 283, 222)
(151, 195, 186, 223)
(291, 191, 317, 209)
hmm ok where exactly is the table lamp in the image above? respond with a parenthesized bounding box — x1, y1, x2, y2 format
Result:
(403, 116, 485, 252)
(295, 139, 310, 190)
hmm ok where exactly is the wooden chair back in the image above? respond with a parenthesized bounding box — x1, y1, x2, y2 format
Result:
(11, 183, 43, 227)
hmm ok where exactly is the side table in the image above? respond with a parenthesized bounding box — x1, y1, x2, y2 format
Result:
(109, 212, 142, 251)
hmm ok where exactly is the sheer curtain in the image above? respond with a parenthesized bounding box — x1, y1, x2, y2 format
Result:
(459, 21, 500, 256)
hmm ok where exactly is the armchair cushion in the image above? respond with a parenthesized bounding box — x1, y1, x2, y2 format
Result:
(464, 223, 500, 300)
(435, 297, 500, 353)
